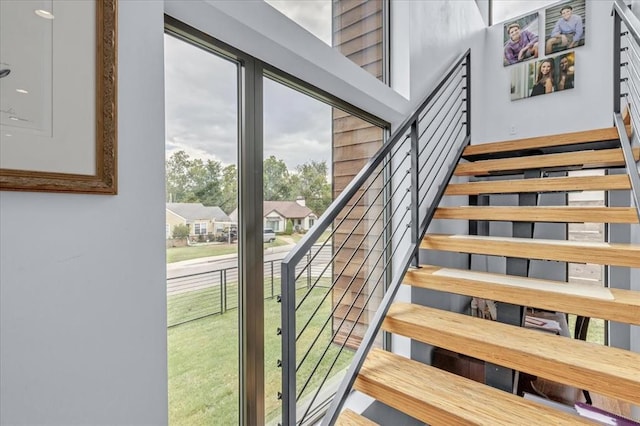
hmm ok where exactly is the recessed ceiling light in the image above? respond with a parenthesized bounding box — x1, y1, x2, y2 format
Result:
(16, 89, 28, 94)
(34, 9, 54, 19)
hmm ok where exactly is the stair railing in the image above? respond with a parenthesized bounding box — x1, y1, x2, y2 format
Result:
(613, 0, 640, 222)
(279, 49, 471, 426)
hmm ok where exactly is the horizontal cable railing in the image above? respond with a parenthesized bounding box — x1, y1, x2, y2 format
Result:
(280, 49, 472, 426)
(166, 246, 331, 328)
(613, 0, 640, 223)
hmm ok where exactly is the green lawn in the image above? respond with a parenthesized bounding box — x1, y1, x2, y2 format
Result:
(567, 315, 605, 345)
(168, 284, 353, 425)
(167, 237, 291, 264)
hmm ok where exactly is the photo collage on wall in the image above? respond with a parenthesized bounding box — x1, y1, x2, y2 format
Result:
(507, 0, 585, 101)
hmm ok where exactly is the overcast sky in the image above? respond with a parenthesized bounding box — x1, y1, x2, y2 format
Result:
(165, 0, 549, 170)
(164, 1, 332, 172)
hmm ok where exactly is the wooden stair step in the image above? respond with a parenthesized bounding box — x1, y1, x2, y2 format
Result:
(383, 302, 640, 405)
(433, 206, 639, 223)
(355, 348, 595, 425)
(404, 265, 640, 325)
(454, 147, 640, 176)
(421, 234, 640, 268)
(445, 174, 631, 195)
(462, 126, 629, 160)
(336, 409, 379, 426)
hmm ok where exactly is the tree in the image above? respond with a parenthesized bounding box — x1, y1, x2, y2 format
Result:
(264, 155, 292, 201)
(172, 223, 190, 239)
(219, 164, 238, 214)
(166, 151, 193, 202)
(292, 160, 332, 216)
(285, 219, 294, 235)
(193, 159, 224, 207)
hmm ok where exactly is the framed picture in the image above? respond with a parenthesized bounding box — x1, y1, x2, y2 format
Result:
(511, 52, 575, 101)
(545, 0, 586, 55)
(0, 0, 117, 194)
(503, 11, 540, 67)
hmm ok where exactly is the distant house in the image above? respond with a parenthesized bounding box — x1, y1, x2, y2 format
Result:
(166, 202, 233, 239)
(230, 198, 317, 232)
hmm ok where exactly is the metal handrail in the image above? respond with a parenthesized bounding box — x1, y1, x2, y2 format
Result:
(613, 1, 640, 222)
(280, 48, 471, 425)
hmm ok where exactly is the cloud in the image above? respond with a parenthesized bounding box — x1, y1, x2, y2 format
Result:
(264, 0, 332, 45)
(165, 32, 334, 172)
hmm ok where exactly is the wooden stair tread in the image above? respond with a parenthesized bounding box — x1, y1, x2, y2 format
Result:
(383, 303, 640, 405)
(454, 147, 640, 176)
(434, 206, 639, 223)
(462, 126, 629, 160)
(404, 265, 640, 326)
(356, 348, 595, 425)
(421, 234, 640, 268)
(336, 409, 379, 426)
(445, 174, 631, 195)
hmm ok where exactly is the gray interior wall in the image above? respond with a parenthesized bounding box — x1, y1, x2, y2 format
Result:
(0, 1, 168, 424)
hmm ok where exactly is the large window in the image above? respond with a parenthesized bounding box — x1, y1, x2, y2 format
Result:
(165, 30, 240, 426)
(165, 10, 388, 424)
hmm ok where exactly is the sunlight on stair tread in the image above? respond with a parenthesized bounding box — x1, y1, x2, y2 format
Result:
(433, 268, 614, 300)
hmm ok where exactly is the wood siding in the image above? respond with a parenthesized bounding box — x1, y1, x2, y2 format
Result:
(332, 0, 384, 349)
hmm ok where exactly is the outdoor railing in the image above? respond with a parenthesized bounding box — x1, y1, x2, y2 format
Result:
(280, 49, 472, 425)
(613, 0, 640, 223)
(167, 245, 331, 328)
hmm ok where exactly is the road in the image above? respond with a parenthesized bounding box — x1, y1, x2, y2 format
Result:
(166, 244, 295, 279)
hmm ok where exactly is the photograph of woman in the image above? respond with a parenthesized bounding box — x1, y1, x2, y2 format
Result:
(510, 53, 575, 101)
(530, 58, 555, 96)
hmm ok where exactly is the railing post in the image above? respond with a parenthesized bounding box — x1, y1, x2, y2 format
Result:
(307, 250, 312, 289)
(280, 262, 296, 426)
(410, 120, 420, 268)
(271, 260, 274, 298)
(465, 52, 472, 138)
(614, 10, 622, 115)
(222, 270, 227, 313)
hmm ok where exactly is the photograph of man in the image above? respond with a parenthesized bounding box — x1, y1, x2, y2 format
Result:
(503, 12, 539, 66)
(545, 1, 585, 54)
(556, 52, 575, 91)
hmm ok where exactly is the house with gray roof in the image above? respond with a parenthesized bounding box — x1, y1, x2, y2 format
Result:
(166, 202, 233, 239)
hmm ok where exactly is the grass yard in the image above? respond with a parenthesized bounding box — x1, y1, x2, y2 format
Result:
(567, 314, 605, 345)
(168, 285, 353, 425)
(167, 238, 290, 264)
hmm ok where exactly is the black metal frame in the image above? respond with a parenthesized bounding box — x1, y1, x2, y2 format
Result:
(280, 49, 472, 426)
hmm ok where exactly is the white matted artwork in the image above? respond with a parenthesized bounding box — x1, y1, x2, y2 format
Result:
(0, 0, 117, 194)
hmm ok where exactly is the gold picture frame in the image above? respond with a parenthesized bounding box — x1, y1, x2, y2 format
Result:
(0, 0, 117, 194)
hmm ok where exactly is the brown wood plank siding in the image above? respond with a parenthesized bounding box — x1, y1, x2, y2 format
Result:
(332, 0, 385, 350)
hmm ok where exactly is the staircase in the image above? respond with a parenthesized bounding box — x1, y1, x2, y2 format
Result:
(335, 126, 640, 425)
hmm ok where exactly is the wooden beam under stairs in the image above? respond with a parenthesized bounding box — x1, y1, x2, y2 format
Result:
(445, 174, 631, 195)
(433, 206, 639, 223)
(454, 147, 640, 176)
(382, 302, 640, 405)
(353, 348, 596, 425)
(421, 234, 640, 268)
(404, 265, 640, 325)
(462, 126, 631, 160)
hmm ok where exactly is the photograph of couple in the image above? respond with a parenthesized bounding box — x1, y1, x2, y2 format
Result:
(510, 52, 575, 101)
